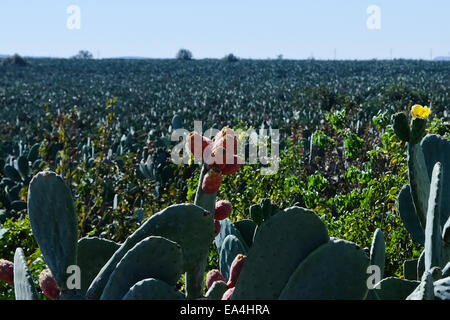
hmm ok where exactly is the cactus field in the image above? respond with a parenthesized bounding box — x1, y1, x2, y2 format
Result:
(1, 58, 450, 300)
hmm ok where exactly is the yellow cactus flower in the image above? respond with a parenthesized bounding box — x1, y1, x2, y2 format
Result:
(411, 105, 431, 119)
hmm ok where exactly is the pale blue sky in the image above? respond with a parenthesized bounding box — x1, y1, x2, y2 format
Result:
(0, 0, 449, 60)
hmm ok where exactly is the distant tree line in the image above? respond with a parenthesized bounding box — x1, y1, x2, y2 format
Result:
(2, 53, 28, 66)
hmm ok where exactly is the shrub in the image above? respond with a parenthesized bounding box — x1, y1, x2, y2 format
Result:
(176, 49, 193, 61)
(71, 50, 94, 60)
(2, 54, 28, 66)
(223, 53, 239, 63)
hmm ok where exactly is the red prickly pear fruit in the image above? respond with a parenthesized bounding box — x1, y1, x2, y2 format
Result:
(202, 169, 222, 194)
(227, 254, 247, 288)
(222, 287, 235, 300)
(204, 146, 225, 169)
(0, 259, 14, 284)
(205, 146, 228, 170)
(39, 269, 60, 300)
(214, 127, 236, 141)
(213, 127, 238, 154)
(187, 132, 212, 160)
(221, 155, 242, 175)
(215, 200, 232, 221)
(213, 135, 238, 155)
(206, 269, 226, 290)
(215, 220, 221, 236)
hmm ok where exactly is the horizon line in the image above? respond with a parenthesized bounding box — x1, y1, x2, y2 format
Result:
(2, 53, 450, 62)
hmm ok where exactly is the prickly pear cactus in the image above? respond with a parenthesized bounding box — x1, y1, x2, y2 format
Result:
(87, 203, 214, 300)
(77, 237, 120, 294)
(215, 218, 248, 253)
(14, 248, 39, 300)
(219, 234, 247, 280)
(27, 171, 78, 291)
(370, 228, 386, 279)
(100, 236, 183, 300)
(232, 207, 330, 299)
(424, 162, 443, 270)
(234, 219, 257, 248)
(122, 278, 185, 300)
(373, 277, 419, 300)
(205, 280, 228, 300)
(279, 239, 370, 300)
(398, 185, 425, 245)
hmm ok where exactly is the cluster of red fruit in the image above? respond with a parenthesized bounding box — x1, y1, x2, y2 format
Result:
(187, 127, 242, 194)
(205, 253, 247, 300)
(206, 200, 246, 300)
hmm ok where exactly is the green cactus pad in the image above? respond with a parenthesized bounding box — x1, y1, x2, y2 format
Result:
(408, 143, 430, 229)
(279, 239, 369, 300)
(370, 228, 385, 279)
(443, 217, 450, 245)
(194, 165, 216, 215)
(430, 266, 443, 281)
(433, 276, 450, 300)
(403, 259, 418, 280)
(13, 248, 39, 300)
(232, 207, 329, 300)
(4, 165, 22, 182)
(260, 199, 273, 221)
(421, 135, 450, 227)
(17, 156, 29, 179)
(123, 278, 185, 300)
(171, 114, 183, 131)
(365, 289, 380, 300)
(410, 117, 427, 145)
(442, 243, 450, 269)
(77, 237, 120, 294)
(27, 143, 40, 163)
(417, 250, 425, 280)
(86, 203, 213, 300)
(59, 290, 86, 300)
(250, 204, 263, 225)
(365, 289, 380, 301)
(373, 277, 419, 300)
(234, 219, 257, 248)
(31, 159, 43, 171)
(7, 184, 22, 202)
(27, 171, 78, 290)
(442, 262, 450, 278)
(11, 200, 27, 212)
(424, 162, 443, 270)
(392, 112, 410, 142)
(205, 280, 229, 300)
(406, 271, 435, 300)
(215, 219, 249, 253)
(138, 163, 153, 180)
(397, 185, 425, 245)
(101, 236, 183, 300)
(219, 234, 247, 280)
